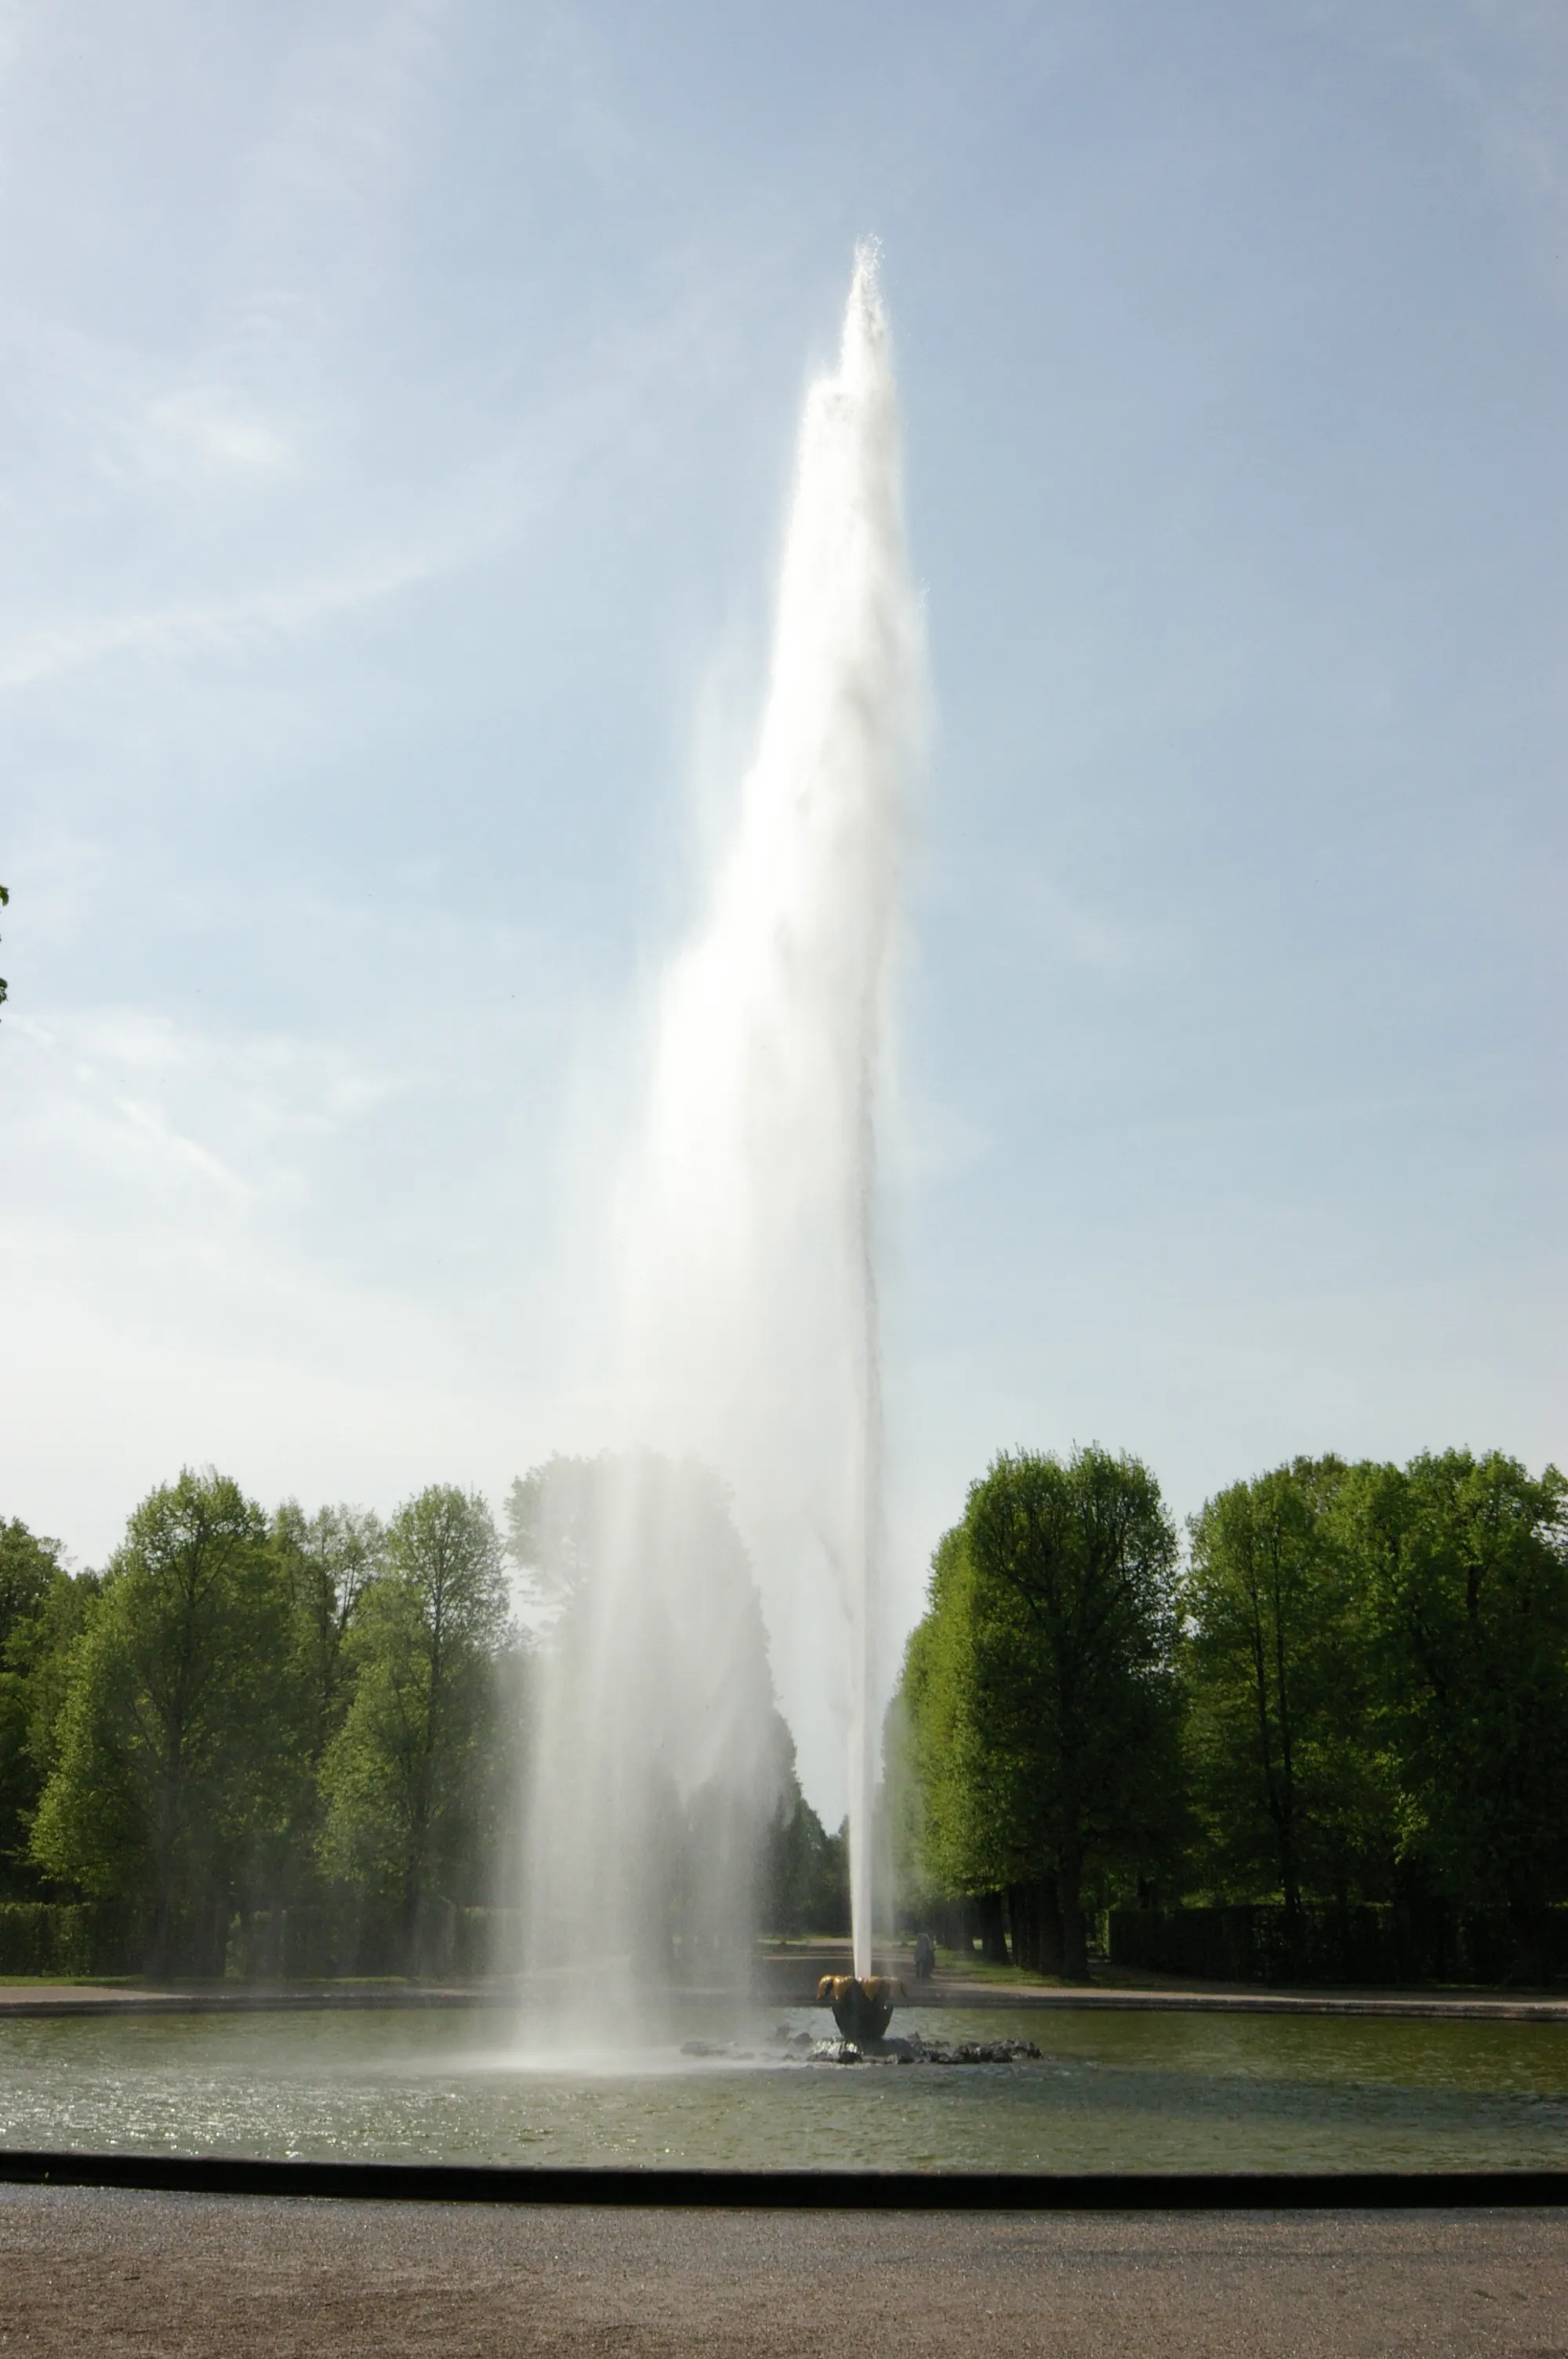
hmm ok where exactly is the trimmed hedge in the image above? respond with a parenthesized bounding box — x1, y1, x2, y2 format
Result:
(1108, 1903, 1568, 1987)
(230, 1903, 525, 1981)
(0, 1900, 526, 1983)
(0, 1902, 140, 1979)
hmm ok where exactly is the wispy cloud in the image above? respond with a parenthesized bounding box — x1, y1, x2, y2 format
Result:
(223, 0, 457, 304)
(0, 540, 465, 692)
(1, 278, 774, 700)
(6, 1001, 401, 1205)
(140, 386, 295, 478)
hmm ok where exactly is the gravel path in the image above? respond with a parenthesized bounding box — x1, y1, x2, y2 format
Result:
(0, 2187, 1564, 2355)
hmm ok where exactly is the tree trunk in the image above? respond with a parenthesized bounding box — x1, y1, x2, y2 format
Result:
(204, 1891, 230, 1980)
(1507, 1896, 1550, 1989)
(1332, 1876, 1352, 1983)
(1005, 1884, 1028, 1970)
(1037, 1874, 1064, 1976)
(1279, 1845, 1303, 1979)
(1007, 1878, 1066, 1976)
(975, 1889, 1009, 1963)
(1058, 1840, 1090, 1983)
(400, 1864, 424, 1979)
(144, 1894, 174, 1983)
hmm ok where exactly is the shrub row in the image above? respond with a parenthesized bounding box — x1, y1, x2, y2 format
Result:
(1108, 1903, 1568, 1987)
(0, 1902, 141, 1979)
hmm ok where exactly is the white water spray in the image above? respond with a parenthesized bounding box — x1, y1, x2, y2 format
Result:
(525, 246, 921, 1994)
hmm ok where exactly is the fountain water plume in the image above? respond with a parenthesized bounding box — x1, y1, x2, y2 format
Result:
(524, 245, 922, 2000)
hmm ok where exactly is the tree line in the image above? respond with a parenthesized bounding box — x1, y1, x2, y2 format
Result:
(0, 1459, 846, 1978)
(7, 1440, 1563, 1985)
(0, 1472, 521, 1976)
(887, 1445, 1568, 1983)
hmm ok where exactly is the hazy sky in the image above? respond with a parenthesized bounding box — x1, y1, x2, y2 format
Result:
(2, 0, 1563, 1813)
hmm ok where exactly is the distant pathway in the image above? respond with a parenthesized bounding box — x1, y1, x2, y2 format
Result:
(3, 1974, 1566, 2022)
(906, 1979, 1568, 2023)
(0, 1983, 493, 2019)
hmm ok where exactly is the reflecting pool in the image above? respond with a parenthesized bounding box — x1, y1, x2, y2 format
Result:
(2, 2005, 1566, 2172)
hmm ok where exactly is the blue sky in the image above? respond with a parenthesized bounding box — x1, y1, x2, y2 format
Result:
(2, 0, 1563, 1811)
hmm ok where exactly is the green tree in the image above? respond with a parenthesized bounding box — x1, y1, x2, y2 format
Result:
(504, 1455, 601, 1621)
(1181, 1456, 1391, 1947)
(318, 1485, 508, 1969)
(10, 1556, 102, 1833)
(506, 1451, 788, 1974)
(905, 1447, 1181, 1981)
(0, 1520, 74, 1894)
(1345, 1449, 1568, 1969)
(901, 1525, 1012, 1901)
(31, 1469, 296, 1974)
(0, 1519, 56, 1641)
(893, 1536, 1018, 1959)
(760, 1720, 850, 1937)
(270, 1502, 383, 1778)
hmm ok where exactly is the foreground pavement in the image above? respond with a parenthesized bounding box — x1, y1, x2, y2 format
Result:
(0, 2188, 1563, 2356)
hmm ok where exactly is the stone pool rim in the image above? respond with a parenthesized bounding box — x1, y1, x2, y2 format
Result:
(2, 2150, 1567, 2208)
(3, 1983, 1566, 2022)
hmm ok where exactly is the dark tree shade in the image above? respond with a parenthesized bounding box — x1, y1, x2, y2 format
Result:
(1346, 1450, 1568, 1968)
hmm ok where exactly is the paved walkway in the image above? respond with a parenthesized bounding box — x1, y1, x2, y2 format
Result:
(0, 2186, 1563, 2355)
(907, 1979, 1568, 2021)
(0, 1983, 492, 2018)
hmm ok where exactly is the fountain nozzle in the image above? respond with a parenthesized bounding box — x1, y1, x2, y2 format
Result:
(816, 1974, 904, 2044)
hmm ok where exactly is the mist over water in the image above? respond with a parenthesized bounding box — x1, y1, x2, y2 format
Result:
(524, 245, 922, 1996)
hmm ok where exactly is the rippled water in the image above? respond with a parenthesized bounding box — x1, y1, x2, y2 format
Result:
(2, 2005, 1566, 2172)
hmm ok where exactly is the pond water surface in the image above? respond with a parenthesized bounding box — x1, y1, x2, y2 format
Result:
(2, 2005, 1566, 2173)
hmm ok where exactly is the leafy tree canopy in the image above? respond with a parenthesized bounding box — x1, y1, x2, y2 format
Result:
(1180, 1456, 1392, 1949)
(1345, 1448, 1568, 1928)
(31, 1468, 293, 1974)
(318, 1485, 510, 1965)
(903, 1445, 1181, 1979)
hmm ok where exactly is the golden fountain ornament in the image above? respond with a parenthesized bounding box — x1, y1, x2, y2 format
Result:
(816, 1975, 906, 2044)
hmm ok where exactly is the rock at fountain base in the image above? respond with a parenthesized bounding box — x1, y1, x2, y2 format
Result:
(808, 2034, 918, 2065)
(902, 2034, 1044, 2064)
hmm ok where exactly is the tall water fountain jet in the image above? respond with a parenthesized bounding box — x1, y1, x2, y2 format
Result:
(524, 245, 922, 2007)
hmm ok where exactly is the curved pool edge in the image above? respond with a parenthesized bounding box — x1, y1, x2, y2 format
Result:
(2, 2150, 1568, 2208)
(5, 1981, 1567, 2023)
